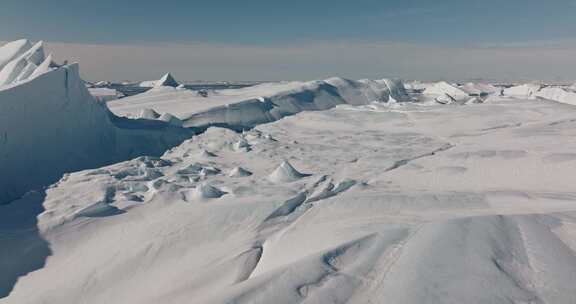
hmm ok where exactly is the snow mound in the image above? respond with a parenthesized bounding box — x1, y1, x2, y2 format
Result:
(0, 39, 192, 204)
(229, 166, 253, 177)
(535, 87, 576, 106)
(139, 73, 180, 88)
(422, 81, 470, 103)
(191, 183, 227, 200)
(503, 83, 541, 99)
(268, 161, 310, 183)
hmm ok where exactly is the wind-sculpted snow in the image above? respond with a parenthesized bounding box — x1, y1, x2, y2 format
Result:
(6, 96, 576, 303)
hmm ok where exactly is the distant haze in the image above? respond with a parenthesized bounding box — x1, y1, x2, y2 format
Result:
(1, 0, 576, 82)
(41, 40, 576, 83)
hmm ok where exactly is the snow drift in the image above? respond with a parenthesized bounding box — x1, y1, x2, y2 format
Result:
(0, 40, 193, 204)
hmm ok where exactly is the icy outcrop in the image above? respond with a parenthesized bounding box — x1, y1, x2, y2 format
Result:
(535, 87, 576, 106)
(268, 161, 310, 183)
(503, 84, 541, 99)
(459, 83, 499, 96)
(0, 40, 193, 204)
(0, 39, 31, 71)
(182, 77, 410, 129)
(0, 41, 50, 87)
(139, 73, 180, 88)
(422, 81, 470, 103)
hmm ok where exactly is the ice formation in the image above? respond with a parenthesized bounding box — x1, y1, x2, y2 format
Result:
(0, 40, 192, 204)
(139, 72, 180, 88)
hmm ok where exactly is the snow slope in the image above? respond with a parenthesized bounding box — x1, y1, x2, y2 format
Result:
(0, 40, 193, 204)
(5, 94, 576, 303)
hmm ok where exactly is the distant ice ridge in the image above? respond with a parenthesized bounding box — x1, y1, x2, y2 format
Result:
(503, 84, 542, 99)
(501, 83, 576, 106)
(139, 73, 180, 88)
(182, 76, 411, 129)
(535, 87, 576, 106)
(0, 40, 193, 204)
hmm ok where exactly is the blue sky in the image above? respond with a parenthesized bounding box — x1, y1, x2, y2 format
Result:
(2, 0, 576, 81)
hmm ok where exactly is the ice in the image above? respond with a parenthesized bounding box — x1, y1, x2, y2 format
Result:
(503, 83, 542, 98)
(421, 81, 471, 103)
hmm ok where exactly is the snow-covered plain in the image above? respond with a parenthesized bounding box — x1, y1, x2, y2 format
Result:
(4, 39, 576, 303)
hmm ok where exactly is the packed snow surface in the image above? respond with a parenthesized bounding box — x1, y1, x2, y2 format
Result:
(6, 84, 576, 303)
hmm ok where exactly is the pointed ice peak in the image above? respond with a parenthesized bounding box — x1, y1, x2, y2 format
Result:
(0, 40, 46, 86)
(268, 161, 309, 183)
(0, 39, 32, 70)
(229, 166, 253, 177)
(192, 183, 227, 200)
(29, 54, 53, 79)
(154, 72, 179, 88)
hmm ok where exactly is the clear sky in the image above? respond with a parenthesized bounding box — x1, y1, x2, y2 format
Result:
(2, 0, 576, 81)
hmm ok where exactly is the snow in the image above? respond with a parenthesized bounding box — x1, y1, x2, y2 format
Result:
(5, 38, 576, 303)
(6, 95, 576, 303)
(503, 83, 542, 98)
(0, 39, 31, 71)
(110, 77, 410, 129)
(459, 82, 500, 96)
(535, 87, 576, 106)
(0, 41, 49, 87)
(422, 81, 470, 103)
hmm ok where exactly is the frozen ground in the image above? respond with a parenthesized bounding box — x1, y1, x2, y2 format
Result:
(4, 39, 576, 303)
